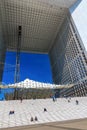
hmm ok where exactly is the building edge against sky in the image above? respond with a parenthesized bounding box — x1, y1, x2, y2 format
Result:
(49, 0, 87, 96)
(0, 0, 87, 97)
(70, 0, 87, 53)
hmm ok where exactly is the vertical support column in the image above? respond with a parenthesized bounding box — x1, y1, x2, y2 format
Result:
(14, 26, 22, 83)
(14, 26, 22, 99)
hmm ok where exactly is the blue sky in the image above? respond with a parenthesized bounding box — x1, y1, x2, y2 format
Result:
(2, 51, 52, 84)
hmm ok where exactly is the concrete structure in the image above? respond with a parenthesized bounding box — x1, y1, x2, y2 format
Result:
(49, 14, 87, 97)
(70, 0, 87, 52)
(1, 118, 87, 130)
(0, 0, 87, 96)
(0, 97, 87, 128)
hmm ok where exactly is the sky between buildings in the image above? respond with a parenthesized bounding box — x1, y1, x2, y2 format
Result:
(2, 52, 52, 84)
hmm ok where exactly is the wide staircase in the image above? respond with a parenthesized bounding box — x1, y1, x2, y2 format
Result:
(0, 97, 87, 128)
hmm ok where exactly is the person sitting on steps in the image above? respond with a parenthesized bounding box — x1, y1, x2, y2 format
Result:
(30, 117, 33, 121)
(35, 116, 38, 121)
(44, 108, 47, 112)
(9, 110, 15, 115)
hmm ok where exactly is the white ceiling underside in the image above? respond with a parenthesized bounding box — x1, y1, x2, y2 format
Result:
(0, 0, 77, 53)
